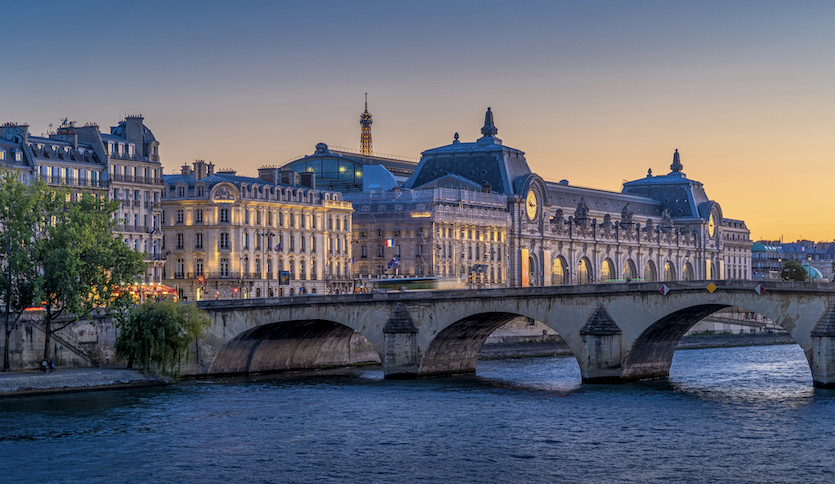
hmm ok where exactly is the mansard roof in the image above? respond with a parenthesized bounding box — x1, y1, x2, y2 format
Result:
(621, 150, 712, 221)
(405, 108, 530, 195)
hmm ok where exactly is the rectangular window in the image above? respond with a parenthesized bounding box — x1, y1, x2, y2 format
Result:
(300, 236, 305, 252)
(220, 208, 229, 223)
(195, 210, 203, 223)
(256, 211, 261, 225)
(289, 235, 295, 251)
(220, 258, 229, 277)
(176, 233, 184, 249)
(245, 211, 250, 224)
(195, 232, 203, 249)
(196, 259, 203, 275)
(177, 210, 184, 224)
(220, 233, 230, 249)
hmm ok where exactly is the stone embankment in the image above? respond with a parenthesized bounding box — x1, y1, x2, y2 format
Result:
(0, 368, 168, 397)
(479, 332, 795, 359)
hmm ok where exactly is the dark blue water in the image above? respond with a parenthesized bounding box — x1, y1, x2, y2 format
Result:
(2, 345, 835, 483)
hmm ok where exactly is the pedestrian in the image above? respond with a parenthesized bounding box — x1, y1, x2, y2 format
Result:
(40, 359, 48, 374)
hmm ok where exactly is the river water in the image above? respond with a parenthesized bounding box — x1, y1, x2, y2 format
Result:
(2, 344, 835, 483)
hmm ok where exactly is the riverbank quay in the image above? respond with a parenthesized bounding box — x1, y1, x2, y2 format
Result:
(478, 332, 795, 359)
(0, 368, 168, 397)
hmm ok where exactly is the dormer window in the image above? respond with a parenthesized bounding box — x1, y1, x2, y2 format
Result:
(14, 150, 21, 162)
(118, 143, 125, 156)
(178, 186, 186, 198)
(108, 143, 114, 155)
(196, 185, 204, 197)
(128, 144, 135, 157)
(0, 150, 5, 161)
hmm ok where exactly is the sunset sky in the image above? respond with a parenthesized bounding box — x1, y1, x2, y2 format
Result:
(4, 1, 834, 242)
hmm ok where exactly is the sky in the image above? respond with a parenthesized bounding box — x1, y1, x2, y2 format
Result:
(3, 1, 834, 242)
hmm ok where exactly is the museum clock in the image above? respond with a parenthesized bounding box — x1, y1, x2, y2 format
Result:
(708, 213, 716, 237)
(526, 190, 538, 221)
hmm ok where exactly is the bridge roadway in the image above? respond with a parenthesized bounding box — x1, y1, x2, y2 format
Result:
(192, 280, 835, 387)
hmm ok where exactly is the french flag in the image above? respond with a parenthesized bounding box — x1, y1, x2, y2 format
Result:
(384, 239, 394, 247)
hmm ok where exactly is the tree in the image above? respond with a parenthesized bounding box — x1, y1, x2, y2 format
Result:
(38, 194, 147, 363)
(780, 260, 807, 282)
(114, 300, 211, 378)
(0, 173, 63, 371)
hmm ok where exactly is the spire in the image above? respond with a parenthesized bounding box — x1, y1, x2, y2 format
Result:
(453, 132, 460, 144)
(360, 93, 373, 155)
(480, 107, 498, 138)
(670, 149, 683, 174)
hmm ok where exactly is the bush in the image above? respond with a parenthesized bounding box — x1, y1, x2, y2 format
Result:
(115, 300, 211, 378)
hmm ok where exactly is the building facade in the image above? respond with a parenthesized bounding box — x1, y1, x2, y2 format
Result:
(285, 108, 752, 286)
(161, 162, 353, 300)
(0, 116, 165, 283)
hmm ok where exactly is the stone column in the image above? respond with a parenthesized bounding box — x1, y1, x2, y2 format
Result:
(383, 303, 419, 379)
(810, 303, 835, 388)
(579, 307, 623, 383)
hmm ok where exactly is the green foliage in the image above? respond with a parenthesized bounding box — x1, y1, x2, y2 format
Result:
(39, 194, 147, 323)
(780, 261, 808, 282)
(0, 172, 64, 370)
(0, 170, 148, 367)
(114, 300, 211, 378)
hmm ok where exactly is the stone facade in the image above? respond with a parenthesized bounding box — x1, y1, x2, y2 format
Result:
(161, 162, 354, 300)
(287, 108, 751, 287)
(0, 116, 165, 283)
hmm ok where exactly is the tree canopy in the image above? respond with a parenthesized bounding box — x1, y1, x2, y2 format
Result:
(780, 261, 808, 282)
(114, 300, 211, 378)
(0, 171, 147, 369)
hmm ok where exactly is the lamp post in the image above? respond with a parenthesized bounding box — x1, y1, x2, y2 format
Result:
(808, 255, 813, 281)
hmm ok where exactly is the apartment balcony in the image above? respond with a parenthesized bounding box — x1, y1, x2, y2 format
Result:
(173, 272, 185, 280)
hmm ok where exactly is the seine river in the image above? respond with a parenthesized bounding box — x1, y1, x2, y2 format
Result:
(2, 344, 835, 483)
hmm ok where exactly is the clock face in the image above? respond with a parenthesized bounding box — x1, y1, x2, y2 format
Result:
(708, 214, 716, 237)
(526, 190, 538, 220)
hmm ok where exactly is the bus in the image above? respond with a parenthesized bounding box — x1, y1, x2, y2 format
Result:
(365, 277, 464, 293)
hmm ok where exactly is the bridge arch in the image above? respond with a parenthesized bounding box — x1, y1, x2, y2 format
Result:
(418, 310, 581, 377)
(619, 296, 819, 383)
(208, 319, 381, 375)
(208, 319, 380, 374)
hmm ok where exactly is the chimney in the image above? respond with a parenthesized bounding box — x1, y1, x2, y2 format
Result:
(300, 172, 316, 189)
(258, 166, 278, 184)
(193, 160, 207, 180)
(181, 164, 192, 176)
(207, 162, 214, 176)
(124, 115, 144, 147)
(279, 170, 300, 186)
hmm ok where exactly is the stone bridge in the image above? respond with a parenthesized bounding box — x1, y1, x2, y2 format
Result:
(192, 280, 835, 387)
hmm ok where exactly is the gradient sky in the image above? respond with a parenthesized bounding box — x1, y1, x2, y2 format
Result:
(4, 1, 834, 242)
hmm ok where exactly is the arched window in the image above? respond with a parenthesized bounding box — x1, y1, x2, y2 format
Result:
(664, 261, 676, 281)
(682, 262, 694, 281)
(623, 259, 636, 282)
(578, 258, 592, 285)
(255, 287, 261, 298)
(551, 256, 567, 285)
(600, 259, 614, 283)
(529, 256, 536, 286)
(644, 260, 657, 282)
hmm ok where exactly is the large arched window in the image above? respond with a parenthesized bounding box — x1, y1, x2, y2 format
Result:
(623, 259, 636, 282)
(664, 261, 676, 281)
(551, 256, 567, 285)
(600, 259, 614, 283)
(528, 256, 537, 286)
(578, 257, 592, 285)
(682, 262, 694, 281)
(644, 260, 657, 282)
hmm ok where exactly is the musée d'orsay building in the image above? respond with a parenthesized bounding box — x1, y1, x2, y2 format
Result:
(283, 107, 752, 287)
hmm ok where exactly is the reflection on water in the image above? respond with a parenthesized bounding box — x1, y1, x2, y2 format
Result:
(2, 344, 835, 484)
